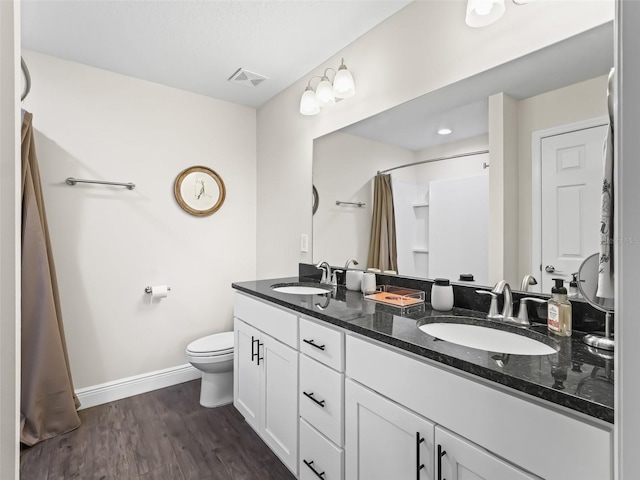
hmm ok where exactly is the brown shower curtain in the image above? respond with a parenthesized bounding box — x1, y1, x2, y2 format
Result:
(367, 173, 398, 272)
(21, 111, 80, 446)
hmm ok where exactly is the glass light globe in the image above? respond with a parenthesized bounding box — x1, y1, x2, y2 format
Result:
(333, 65, 355, 99)
(465, 0, 505, 27)
(300, 87, 320, 115)
(315, 76, 335, 106)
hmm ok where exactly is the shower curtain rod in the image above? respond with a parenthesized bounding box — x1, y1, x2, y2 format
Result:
(21, 56, 31, 101)
(377, 149, 489, 175)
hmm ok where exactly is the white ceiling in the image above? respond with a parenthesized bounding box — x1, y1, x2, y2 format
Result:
(21, 0, 412, 108)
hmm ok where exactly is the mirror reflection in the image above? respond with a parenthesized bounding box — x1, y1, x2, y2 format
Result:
(312, 23, 613, 293)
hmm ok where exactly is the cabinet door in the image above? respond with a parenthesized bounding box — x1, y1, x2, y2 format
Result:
(345, 379, 434, 480)
(261, 334, 299, 474)
(435, 427, 539, 480)
(233, 318, 261, 431)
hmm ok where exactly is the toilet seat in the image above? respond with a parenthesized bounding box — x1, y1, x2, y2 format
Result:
(187, 332, 234, 357)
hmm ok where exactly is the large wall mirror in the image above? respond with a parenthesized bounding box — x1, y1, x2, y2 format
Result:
(313, 22, 613, 293)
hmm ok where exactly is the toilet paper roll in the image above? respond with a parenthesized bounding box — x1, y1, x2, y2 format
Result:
(149, 285, 169, 299)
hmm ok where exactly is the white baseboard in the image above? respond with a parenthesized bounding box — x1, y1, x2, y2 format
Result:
(75, 364, 201, 410)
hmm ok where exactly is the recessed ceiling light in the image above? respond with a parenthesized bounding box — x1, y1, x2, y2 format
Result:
(438, 128, 453, 135)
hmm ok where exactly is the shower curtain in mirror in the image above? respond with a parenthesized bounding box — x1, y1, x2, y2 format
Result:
(367, 173, 398, 272)
(21, 111, 80, 446)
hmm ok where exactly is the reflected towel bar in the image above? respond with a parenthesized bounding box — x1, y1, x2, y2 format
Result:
(66, 177, 136, 190)
(336, 200, 366, 207)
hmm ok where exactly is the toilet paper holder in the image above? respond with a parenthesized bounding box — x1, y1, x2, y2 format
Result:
(145, 286, 171, 294)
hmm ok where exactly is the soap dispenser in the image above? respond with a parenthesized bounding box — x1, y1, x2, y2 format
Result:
(568, 273, 580, 299)
(547, 278, 572, 336)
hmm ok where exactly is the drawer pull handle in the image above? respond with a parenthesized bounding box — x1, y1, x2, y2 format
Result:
(416, 432, 425, 479)
(303, 459, 326, 478)
(256, 341, 264, 365)
(303, 338, 326, 351)
(251, 336, 258, 363)
(303, 391, 326, 408)
(437, 444, 447, 480)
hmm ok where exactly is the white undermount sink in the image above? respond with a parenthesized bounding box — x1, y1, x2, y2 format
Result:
(419, 319, 558, 356)
(271, 282, 332, 295)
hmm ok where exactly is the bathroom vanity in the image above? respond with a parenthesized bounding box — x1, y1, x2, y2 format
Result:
(232, 275, 613, 480)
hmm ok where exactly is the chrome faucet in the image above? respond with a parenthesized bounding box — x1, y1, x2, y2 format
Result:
(514, 297, 547, 325)
(316, 261, 331, 284)
(344, 258, 359, 269)
(478, 280, 547, 325)
(520, 274, 538, 292)
(492, 280, 513, 319)
(477, 280, 514, 321)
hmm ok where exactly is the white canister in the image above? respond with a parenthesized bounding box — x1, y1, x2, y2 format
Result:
(361, 272, 377, 294)
(431, 278, 454, 311)
(346, 270, 364, 291)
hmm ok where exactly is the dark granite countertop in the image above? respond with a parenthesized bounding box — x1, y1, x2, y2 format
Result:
(232, 276, 614, 424)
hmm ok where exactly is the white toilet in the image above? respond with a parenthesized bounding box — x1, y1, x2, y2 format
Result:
(185, 331, 234, 408)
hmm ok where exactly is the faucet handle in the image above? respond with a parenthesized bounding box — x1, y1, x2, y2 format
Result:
(331, 270, 344, 287)
(476, 290, 501, 320)
(517, 297, 547, 325)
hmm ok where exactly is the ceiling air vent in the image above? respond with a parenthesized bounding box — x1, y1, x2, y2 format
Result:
(228, 68, 268, 88)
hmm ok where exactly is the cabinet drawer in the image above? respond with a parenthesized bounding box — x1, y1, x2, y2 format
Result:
(300, 354, 344, 446)
(300, 418, 343, 480)
(300, 317, 344, 371)
(234, 292, 298, 348)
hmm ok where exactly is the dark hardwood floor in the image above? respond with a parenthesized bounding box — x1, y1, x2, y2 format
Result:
(20, 380, 296, 480)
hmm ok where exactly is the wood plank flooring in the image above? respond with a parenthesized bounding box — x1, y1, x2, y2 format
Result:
(20, 380, 296, 480)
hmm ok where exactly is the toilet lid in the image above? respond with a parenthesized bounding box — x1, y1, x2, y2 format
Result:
(187, 332, 234, 355)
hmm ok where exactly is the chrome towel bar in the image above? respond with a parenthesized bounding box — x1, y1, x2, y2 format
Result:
(336, 200, 365, 207)
(66, 177, 136, 190)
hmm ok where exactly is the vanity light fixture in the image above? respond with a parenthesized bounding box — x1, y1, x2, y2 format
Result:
(299, 59, 355, 116)
(465, 0, 505, 27)
(438, 128, 453, 135)
(466, 0, 534, 27)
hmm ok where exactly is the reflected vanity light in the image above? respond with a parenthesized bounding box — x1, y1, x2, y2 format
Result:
(299, 59, 355, 116)
(438, 128, 453, 135)
(465, 0, 505, 27)
(466, 0, 534, 27)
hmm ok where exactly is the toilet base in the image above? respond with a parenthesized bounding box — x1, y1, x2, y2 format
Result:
(199, 370, 233, 408)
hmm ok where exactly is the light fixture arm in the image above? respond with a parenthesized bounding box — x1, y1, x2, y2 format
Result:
(322, 67, 337, 80)
(305, 75, 323, 90)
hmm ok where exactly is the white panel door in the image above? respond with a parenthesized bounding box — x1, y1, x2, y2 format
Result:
(436, 427, 539, 480)
(345, 379, 434, 480)
(261, 334, 299, 474)
(233, 319, 261, 431)
(540, 125, 608, 292)
(429, 174, 489, 284)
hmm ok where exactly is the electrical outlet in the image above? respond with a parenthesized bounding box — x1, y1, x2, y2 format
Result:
(300, 234, 309, 253)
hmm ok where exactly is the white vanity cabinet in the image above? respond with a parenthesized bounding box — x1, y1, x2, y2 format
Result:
(435, 427, 539, 480)
(345, 378, 435, 480)
(346, 334, 612, 480)
(233, 294, 299, 474)
(298, 317, 345, 480)
(233, 291, 613, 480)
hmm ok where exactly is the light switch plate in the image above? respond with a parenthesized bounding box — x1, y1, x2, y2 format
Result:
(300, 234, 309, 253)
